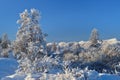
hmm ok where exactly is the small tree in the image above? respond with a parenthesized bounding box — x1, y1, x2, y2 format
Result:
(89, 28, 99, 46)
(0, 33, 11, 57)
(1, 33, 9, 49)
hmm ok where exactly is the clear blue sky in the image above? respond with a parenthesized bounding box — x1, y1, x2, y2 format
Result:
(0, 0, 120, 42)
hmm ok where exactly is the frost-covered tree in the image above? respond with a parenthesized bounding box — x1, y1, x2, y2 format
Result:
(13, 9, 47, 59)
(1, 33, 10, 49)
(51, 42, 57, 53)
(13, 9, 47, 73)
(89, 28, 99, 46)
(0, 33, 11, 57)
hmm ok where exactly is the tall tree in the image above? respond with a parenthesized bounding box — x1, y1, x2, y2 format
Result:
(13, 9, 47, 73)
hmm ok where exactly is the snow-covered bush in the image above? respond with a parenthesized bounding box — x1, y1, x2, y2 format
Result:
(45, 37, 120, 74)
(63, 52, 78, 61)
(46, 42, 58, 55)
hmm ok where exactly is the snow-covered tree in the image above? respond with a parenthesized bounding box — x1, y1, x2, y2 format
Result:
(89, 28, 99, 46)
(0, 33, 11, 57)
(1, 33, 10, 49)
(13, 9, 47, 73)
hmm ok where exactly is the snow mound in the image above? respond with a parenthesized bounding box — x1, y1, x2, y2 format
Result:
(0, 58, 18, 79)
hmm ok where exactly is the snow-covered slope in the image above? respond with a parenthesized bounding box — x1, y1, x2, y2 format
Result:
(0, 58, 18, 79)
(0, 58, 120, 80)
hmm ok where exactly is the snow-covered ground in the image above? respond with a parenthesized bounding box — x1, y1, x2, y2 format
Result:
(0, 58, 18, 79)
(0, 58, 120, 80)
(1, 38, 120, 80)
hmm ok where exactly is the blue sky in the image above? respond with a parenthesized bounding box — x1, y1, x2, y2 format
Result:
(0, 0, 120, 42)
